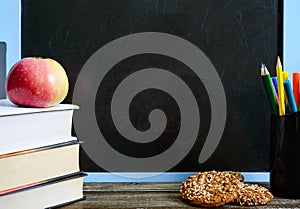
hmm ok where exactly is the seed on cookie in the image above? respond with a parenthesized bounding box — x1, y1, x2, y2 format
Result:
(180, 171, 243, 207)
(236, 183, 274, 206)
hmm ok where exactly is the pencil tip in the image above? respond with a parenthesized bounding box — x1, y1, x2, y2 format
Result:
(277, 56, 282, 64)
(260, 63, 268, 75)
(276, 56, 282, 68)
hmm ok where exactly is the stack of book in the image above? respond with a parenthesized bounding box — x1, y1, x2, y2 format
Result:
(0, 99, 85, 209)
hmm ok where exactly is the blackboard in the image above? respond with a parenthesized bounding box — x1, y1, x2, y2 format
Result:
(21, 0, 282, 173)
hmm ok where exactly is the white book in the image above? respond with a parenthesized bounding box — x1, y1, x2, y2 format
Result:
(0, 172, 85, 209)
(0, 140, 80, 193)
(0, 99, 79, 154)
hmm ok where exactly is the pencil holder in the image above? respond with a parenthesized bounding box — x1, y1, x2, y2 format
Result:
(270, 112, 300, 198)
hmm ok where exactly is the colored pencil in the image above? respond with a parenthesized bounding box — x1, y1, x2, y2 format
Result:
(293, 72, 300, 108)
(276, 57, 285, 116)
(282, 72, 290, 113)
(261, 64, 278, 115)
(272, 77, 278, 101)
(283, 72, 289, 81)
(284, 80, 297, 113)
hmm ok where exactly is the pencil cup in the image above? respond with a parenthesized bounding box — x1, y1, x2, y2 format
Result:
(270, 113, 300, 198)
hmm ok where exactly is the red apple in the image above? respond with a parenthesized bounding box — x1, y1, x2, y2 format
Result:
(5, 57, 69, 107)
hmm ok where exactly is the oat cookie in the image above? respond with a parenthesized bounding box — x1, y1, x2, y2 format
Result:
(180, 171, 243, 207)
(236, 183, 273, 206)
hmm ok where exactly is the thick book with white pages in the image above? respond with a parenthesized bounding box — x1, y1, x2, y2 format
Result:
(0, 99, 78, 154)
(0, 172, 86, 209)
(0, 140, 80, 193)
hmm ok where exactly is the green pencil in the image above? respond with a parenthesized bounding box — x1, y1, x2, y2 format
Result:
(261, 64, 279, 115)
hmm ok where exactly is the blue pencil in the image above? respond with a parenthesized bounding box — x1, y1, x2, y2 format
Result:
(284, 80, 298, 113)
(272, 76, 290, 113)
(272, 77, 278, 99)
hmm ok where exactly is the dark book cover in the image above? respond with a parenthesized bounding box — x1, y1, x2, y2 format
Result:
(0, 140, 79, 159)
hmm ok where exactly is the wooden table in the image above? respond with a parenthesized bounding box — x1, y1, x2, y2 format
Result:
(60, 182, 300, 209)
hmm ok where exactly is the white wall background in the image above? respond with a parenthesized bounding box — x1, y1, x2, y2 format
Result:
(0, 0, 20, 73)
(284, 0, 300, 74)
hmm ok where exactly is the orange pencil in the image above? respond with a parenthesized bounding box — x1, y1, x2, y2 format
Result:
(293, 72, 300, 108)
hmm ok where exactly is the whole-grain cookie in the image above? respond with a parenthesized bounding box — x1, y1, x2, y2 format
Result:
(226, 171, 244, 182)
(236, 183, 273, 206)
(180, 171, 243, 207)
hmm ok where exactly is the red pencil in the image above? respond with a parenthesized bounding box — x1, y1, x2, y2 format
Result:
(293, 72, 300, 108)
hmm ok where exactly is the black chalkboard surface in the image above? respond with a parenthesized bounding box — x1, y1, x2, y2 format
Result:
(21, 0, 282, 173)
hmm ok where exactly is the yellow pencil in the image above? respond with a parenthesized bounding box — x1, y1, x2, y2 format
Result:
(282, 71, 289, 113)
(276, 56, 285, 116)
(283, 72, 288, 81)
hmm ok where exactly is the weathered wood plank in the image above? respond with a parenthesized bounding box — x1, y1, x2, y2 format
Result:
(59, 183, 300, 209)
(83, 182, 181, 192)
